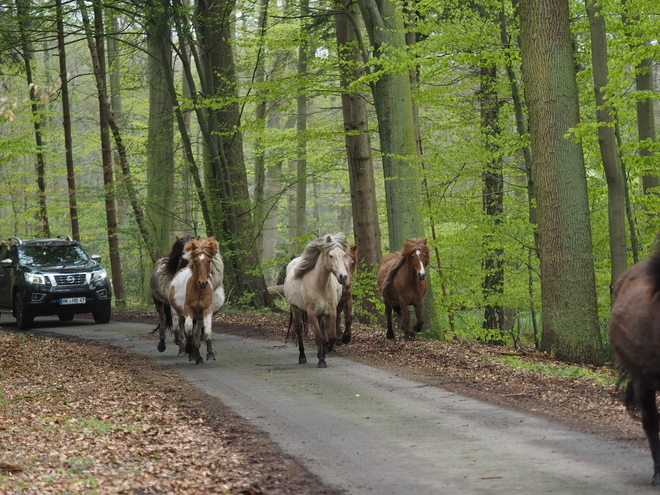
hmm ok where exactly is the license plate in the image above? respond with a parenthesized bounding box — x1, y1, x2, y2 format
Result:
(60, 297, 86, 305)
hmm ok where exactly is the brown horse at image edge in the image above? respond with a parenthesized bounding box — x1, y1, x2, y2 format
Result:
(610, 250, 660, 486)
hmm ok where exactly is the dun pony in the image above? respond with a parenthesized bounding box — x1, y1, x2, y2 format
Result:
(284, 234, 350, 368)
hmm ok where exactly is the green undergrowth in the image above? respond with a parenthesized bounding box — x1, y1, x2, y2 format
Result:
(488, 355, 617, 386)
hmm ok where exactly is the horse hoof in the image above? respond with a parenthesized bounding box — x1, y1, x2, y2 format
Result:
(299, 357, 307, 365)
(157, 340, 166, 353)
(342, 334, 351, 344)
(195, 357, 204, 365)
(207, 353, 215, 361)
(404, 333, 416, 341)
(334, 340, 344, 347)
(386, 331, 395, 340)
(653, 473, 660, 486)
(317, 361, 327, 369)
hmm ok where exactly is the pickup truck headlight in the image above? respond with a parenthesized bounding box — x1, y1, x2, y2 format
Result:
(25, 273, 47, 285)
(91, 268, 108, 283)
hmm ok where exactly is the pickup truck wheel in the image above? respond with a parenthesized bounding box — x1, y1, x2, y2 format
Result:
(14, 292, 33, 330)
(93, 307, 111, 324)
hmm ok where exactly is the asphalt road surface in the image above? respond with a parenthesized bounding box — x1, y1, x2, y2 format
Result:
(8, 317, 658, 495)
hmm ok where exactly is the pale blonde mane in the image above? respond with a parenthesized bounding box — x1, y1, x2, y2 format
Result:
(293, 233, 348, 279)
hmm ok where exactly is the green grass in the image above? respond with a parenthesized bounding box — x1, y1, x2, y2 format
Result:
(489, 355, 617, 385)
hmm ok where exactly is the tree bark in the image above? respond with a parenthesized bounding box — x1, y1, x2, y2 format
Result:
(146, 0, 175, 256)
(77, 0, 126, 304)
(519, 0, 603, 365)
(55, 0, 79, 240)
(335, 2, 383, 321)
(16, 0, 50, 237)
(585, 0, 627, 288)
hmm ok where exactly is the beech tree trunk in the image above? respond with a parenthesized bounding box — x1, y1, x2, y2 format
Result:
(519, 0, 604, 365)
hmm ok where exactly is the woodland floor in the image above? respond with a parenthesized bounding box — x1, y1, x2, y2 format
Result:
(0, 308, 649, 494)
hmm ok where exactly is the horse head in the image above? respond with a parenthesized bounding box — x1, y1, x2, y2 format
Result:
(185, 237, 219, 290)
(402, 238, 429, 281)
(341, 243, 358, 293)
(322, 234, 350, 286)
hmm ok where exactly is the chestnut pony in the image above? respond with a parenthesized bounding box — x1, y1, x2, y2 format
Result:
(169, 237, 221, 364)
(284, 234, 350, 368)
(377, 238, 430, 340)
(336, 243, 358, 345)
(610, 250, 660, 485)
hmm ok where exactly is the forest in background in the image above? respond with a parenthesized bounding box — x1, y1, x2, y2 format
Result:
(0, 0, 658, 365)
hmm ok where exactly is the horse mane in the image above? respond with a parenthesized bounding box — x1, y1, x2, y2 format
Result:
(347, 243, 358, 272)
(648, 250, 660, 296)
(293, 233, 348, 279)
(164, 235, 196, 275)
(209, 251, 225, 288)
(381, 238, 429, 293)
(185, 237, 219, 263)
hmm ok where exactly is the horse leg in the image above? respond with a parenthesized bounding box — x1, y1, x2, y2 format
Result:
(155, 300, 167, 352)
(412, 300, 424, 333)
(634, 382, 660, 485)
(334, 304, 344, 347)
(325, 312, 337, 352)
(309, 313, 326, 368)
(202, 313, 215, 361)
(184, 316, 196, 361)
(385, 302, 395, 340)
(342, 298, 353, 344)
(293, 310, 306, 364)
(399, 303, 414, 340)
(192, 318, 204, 364)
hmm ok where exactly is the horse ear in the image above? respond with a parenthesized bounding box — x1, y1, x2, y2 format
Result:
(326, 235, 332, 243)
(421, 238, 428, 244)
(350, 243, 357, 254)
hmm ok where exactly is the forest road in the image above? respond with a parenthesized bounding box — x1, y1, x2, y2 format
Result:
(21, 318, 658, 495)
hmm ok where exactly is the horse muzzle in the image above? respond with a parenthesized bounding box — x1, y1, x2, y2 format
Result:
(417, 273, 426, 281)
(337, 274, 348, 285)
(198, 280, 209, 290)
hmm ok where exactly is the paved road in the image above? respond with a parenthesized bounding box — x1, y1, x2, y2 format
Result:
(7, 317, 658, 494)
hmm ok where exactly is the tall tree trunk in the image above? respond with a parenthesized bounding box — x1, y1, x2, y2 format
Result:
(77, 0, 126, 305)
(357, 0, 425, 253)
(16, 0, 50, 237)
(146, 0, 175, 257)
(194, 0, 271, 306)
(357, 0, 438, 332)
(335, 1, 383, 321)
(55, 0, 79, 240)
(77, 0, 159, 270)
(585, 0, 627, 288)
(479, 64, 505, 342)
(253, 0, 269, 261)
(295, 0, 309, 239)
(519, 0, 603, 365)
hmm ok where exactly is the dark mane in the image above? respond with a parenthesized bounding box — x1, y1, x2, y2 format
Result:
(164, 235, 196, 275)
(648, 251, 660, 295)
(294, 233, 348, 279)
(381, 238, 429, 292)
